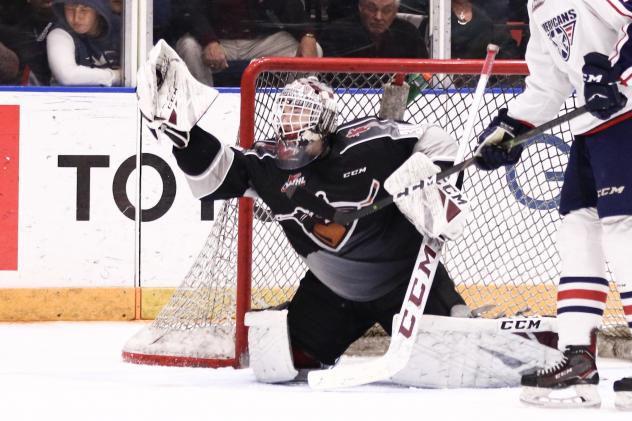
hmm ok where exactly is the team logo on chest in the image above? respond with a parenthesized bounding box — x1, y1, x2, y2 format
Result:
(345, 121, 383, 138)
(275, 180, 380, 251)
(541, 9, 577, 62)
(281, 173, 306, 193)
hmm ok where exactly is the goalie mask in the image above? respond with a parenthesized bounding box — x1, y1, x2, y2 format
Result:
(272, 77, 338, 170)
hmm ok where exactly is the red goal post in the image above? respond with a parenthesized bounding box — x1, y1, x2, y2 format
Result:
(122, 57, 629, 369)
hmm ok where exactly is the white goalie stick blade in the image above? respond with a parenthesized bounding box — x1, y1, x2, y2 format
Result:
(307, 236, 443, 390)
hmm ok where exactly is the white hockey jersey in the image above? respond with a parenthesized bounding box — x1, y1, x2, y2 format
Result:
(509, 0, 632, 134)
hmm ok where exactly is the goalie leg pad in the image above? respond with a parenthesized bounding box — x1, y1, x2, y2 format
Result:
(244, 310, 298, 383)
(390, 316, 561, 388)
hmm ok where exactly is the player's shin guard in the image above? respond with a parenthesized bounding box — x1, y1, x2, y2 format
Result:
(600, 215, 632, 411)
(556, 209, 608, 350)
(601, 214, 632, 333)
(520, 209, 604, 408)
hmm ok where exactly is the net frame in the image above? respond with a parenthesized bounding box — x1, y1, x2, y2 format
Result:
(122, 57, 629, 368)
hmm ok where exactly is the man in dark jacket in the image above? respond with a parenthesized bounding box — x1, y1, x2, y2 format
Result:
(174, 0, 320, 87)
(319, 0, 428, 58)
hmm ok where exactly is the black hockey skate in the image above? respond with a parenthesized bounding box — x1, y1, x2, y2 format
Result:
(520, 345, 600, 408)
(614, 377, 632, 411)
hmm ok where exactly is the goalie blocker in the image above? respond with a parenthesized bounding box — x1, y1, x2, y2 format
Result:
(384, 151, 469, 241)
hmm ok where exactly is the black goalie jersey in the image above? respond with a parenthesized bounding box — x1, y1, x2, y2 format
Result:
(175, 117, 458, 301)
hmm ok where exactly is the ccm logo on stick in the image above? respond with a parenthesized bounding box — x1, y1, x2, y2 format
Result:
(397, 244, 437, 338)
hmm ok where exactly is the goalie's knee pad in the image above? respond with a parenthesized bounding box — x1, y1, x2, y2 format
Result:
(244, 309, 298, 383)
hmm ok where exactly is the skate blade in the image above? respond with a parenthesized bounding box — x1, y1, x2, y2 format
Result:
(520, 385, 601, 408)
(615, 391, 632, 411)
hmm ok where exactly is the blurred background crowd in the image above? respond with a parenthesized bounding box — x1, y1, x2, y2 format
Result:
(0, 0, 529, 87)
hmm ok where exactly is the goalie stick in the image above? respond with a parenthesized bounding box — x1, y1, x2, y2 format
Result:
(307, 45, 499, 390)
(287, 104, 589, 226)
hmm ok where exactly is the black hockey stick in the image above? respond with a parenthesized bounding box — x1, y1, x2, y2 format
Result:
(286, 104, 589, 225)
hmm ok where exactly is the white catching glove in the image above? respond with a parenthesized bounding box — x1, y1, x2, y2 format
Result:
(136, 39, 219, 148)
(384, 152, 469, 241)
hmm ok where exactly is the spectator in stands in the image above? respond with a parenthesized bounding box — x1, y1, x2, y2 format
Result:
(326, 0, 429, 26)
(47, 0, 121, 86)
(174, 0, 320, 87)
(319, 0, 428, 58)
(0, 41, 20, 84)
(473, 0, 528, 23)
(0, 0, 24, 26)
(0, 0, 55, 85)
(327, 0, 358, 21)
(451, 0, 521, 59)
(109, 0, 122, 15)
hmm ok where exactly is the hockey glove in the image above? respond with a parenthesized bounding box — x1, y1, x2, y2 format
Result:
(474, 108, 531, 171)
(137, 40, 219, 148)
(582, 52, 627, 120)
(385, 152, 469, 241)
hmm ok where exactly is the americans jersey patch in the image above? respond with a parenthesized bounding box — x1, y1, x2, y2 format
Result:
(541, 9, 577, 61)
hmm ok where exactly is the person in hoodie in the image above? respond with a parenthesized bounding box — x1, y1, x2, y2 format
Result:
(46, 0, 120, 86)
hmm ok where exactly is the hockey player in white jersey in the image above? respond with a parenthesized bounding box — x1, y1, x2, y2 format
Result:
(475, 0, 632, 410)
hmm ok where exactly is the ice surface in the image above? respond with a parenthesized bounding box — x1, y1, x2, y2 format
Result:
(0, 321, 630, 421)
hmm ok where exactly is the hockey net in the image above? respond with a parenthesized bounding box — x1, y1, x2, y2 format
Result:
(123, 57, 631, 368)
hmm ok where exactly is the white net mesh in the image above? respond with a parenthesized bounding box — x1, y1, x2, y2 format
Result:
(122, 60, 630, 367)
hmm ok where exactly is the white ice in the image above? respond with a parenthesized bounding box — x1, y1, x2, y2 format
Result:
(0, 321, 630, 421)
